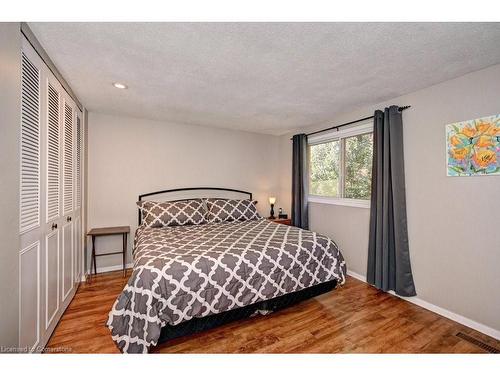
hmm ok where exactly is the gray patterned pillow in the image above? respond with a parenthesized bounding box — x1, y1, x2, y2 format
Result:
(206, 198, 260, 223)
(137, 199, 207, 228)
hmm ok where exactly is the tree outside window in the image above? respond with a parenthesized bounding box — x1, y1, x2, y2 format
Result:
(309, 129, 373, 201)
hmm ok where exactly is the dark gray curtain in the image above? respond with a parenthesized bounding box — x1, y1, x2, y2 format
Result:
(291, 134, 309, 229)
(367, 106, 416, 297)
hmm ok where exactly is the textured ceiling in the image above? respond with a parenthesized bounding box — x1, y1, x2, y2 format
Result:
(29, 22, 500, 135)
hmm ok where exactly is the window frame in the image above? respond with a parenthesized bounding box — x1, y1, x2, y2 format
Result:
(308, 121, 373, 209)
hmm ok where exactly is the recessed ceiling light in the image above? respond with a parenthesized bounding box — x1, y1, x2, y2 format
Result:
(113, 82, 128, 89)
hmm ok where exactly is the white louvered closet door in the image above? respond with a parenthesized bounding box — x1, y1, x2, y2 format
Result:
(44, 65, 80, 347)
(20, 37, 83, 351)
(19, 42, 43, 352)
(74, 112, 83, 283)
(45, 76, 62, 335)
(61, 98, 75, 301)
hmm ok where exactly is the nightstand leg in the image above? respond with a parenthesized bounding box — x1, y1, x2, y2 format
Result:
(122, 233, 127, 277)
(91, 235, 97, 281)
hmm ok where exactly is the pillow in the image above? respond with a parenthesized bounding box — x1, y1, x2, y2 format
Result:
(206, 198, 260, 223)
(138, 199, 207, 228)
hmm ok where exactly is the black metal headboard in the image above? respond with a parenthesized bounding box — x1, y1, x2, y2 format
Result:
(137, 187, 253, 225)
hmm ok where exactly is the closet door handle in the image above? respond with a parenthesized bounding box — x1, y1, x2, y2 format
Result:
(66, 216, 72, 222)
(51, 223, 58, 230)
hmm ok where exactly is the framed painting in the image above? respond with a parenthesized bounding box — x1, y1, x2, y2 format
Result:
(446, 114, 500, 176)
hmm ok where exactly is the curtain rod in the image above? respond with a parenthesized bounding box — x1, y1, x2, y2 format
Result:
(291, 105, 411, 140)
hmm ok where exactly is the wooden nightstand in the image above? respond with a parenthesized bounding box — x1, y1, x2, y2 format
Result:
(269, 218, 292, 226)
(87, 226, 130, 280)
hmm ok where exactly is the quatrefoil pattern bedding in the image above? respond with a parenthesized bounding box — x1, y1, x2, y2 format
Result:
(107, 218, 346, 353)
(205, 198, 260, 223)
(138, 199, 207, 227)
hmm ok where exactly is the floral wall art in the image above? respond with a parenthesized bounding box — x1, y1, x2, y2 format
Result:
(446, 114, 500, 176)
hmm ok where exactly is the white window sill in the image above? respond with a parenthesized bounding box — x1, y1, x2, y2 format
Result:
(308, 196, 370, 209)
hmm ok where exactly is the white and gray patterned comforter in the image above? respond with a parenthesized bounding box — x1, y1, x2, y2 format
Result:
(107, 218, 346, 353)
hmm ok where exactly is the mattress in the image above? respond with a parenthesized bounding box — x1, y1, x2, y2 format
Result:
(107, 218, 346, 353)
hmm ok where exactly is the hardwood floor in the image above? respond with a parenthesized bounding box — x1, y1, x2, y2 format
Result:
(45, 270, 500, 354)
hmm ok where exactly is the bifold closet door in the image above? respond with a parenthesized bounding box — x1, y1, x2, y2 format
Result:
(74, 113, 83, 283)
(20, 36, 83, 351)
(45, 79, 62, 331)
(44, 68, 79, 342)
(61, 99, 75, 301)
(19, 47, 43, 351)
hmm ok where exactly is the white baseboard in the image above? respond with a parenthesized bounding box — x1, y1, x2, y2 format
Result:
(346, 270, 367, 282)
(89, 262, 134, 275)
(346, 270, 500, 341)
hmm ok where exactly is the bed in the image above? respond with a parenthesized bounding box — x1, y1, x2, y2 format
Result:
(107, 188, 346, 353)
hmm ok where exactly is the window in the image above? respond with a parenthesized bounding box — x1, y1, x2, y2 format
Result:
(308, 122, 373, 208)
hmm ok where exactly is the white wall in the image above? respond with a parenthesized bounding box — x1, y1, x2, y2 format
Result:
(0, 22, 21, 347)
(87, 64, 500, 336)
(87, 112, 281, 269)
(278, 64, 500, 334)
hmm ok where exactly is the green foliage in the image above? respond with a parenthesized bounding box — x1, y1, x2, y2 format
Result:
(309, 133, 373, 200)
(345, 133, 373, 200)
(309, 141, 339, 197)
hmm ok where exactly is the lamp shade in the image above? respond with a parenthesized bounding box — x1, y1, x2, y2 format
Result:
(269, 197, 276, 205)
